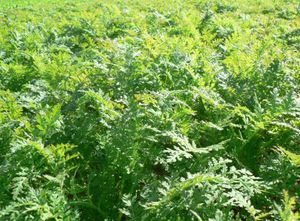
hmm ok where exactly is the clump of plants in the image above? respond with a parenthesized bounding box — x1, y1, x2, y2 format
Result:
(0, 0, 299, 220)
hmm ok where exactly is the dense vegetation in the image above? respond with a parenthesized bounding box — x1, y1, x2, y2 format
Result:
(0, 0, 299, 220)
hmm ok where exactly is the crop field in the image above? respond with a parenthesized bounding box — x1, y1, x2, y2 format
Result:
(0, 0, 299, 220)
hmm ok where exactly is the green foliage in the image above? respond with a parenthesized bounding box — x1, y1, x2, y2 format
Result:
(276, 191, 300, 221)
(0, 0, 299, 220)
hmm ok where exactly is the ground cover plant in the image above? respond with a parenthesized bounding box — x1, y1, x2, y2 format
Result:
(0, 0, 299, 220)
